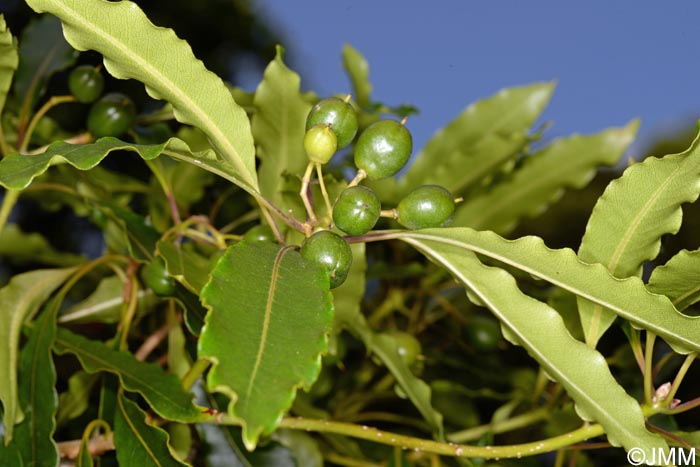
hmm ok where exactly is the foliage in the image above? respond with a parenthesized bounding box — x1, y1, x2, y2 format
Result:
(0, 2, 699, 466)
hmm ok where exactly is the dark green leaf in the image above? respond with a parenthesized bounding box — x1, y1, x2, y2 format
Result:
(648, 249, 700, 311)
(199, 242, 334, 449)
(158, 239, 211, 294)
(342, 44, 372, 108)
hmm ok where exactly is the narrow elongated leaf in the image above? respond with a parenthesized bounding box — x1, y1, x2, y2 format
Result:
(253, 46, 312, 213)
(399, 234, 667, 456)
(342, 44, 372, 108)
(577, 130, 700, 346)
(387, 82, 554, 201)
(114, 392, 189, 467)
(54, 327, 202, 422)
(25, 0, 258, 190)
(454, 121, 638, 233)
(0, 15, 18, 117)
(379, 228, 700, 353)
(0, 223, 83, 266)
(199, 242, 334, 449)
(0, 267, 74, 444)
(648, 249, 700, 312)
(57, 371, 99, 425)
(10, 306, 59, 467)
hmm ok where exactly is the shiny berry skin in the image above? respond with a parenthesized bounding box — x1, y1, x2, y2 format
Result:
(354, 119, 412, 179)
(306, 97, 358, 149)
(140, 257, 176, 297)
(87, 92, 136, 138)
(333, 186, 381, 236)
(243, 225, 275, 243)
(304, 124, 338, 164)
(68, 65, 105, 103)
(300, 230, 352, 288)
(389, 331, 422, 366)
(397, 185, 455, 230)
(465, 316, 502, 352)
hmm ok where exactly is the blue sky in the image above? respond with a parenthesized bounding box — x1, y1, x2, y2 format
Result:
(251, 1, 699, 156)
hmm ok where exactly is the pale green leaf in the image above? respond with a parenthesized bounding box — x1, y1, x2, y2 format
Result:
(54, 327, 202, 422)
(577, 129, 700, 346)
(56, 371, 99, 426)
(0, 267, 74, 444)
(199, 242, 334, 450)
(0, 223, 83, 266)
(24, 0, 258, 190)
(648, 249, 700, 312)
(0, 15, 18, 118)
(253, 46, 312, 214)
(342, 43, 372, 108)
(398, 233, 667, 456)
(454, 121, 638, 233)
(114, 393, 190, 467)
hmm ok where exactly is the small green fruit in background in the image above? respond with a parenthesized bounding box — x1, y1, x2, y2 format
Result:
(465, 315, 502, 352)
(397, 185, 456, 229)
(300, 230, 352, 288)
(68, 65, 105, 103)
(304, 124, 338, 164)
(333, 185, 381, 236)
(140, 256, 176, 297)
(87, 92, 137, 138)
(306, 96, 359, 149)
(243, 224, 275, 243)
(354, 119, 412, 179)
(388, 331, 422, 366)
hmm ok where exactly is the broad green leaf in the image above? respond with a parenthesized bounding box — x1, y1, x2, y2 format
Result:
(25, 0, 258, 190)
(0, 223, 83, 266)
(114, 393, 189, 467)
(453, 121, 638, 233)
(382, 82, 554, 202)
(0, 267, 74, 443)
(381, 228, 700, 353)
(0, 15, 18, 118)
(577, 129, 700, 346)
(157, 239, 211, 294)
(334, 244, 445, 438)
(54, 327, 202, 422)
(199, 242, 334, 449)
(342, 44, 372, 108)
(9, 306, 59, 467)
(254, 46, 313, 214)
(648, 249, 700, 312)
(398, 234, 667, 456)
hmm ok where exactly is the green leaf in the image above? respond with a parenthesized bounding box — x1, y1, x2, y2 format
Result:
(54, 327, 202, 423)
(0, 15, 18, 118)
(0, 223, 84, 266)
(647, 249, 700, 312)
(0, 267, 74, 444)
(342, 44, 372, 108)
(453, 121, 638, 233)
(25, 0, 258, 190)
(577, 129, 700, 346)
(382, 82, 555, 202)
(9, 305, 60, 467)
(157, 239, 211, 294)
(253, 46, 313, 214)
(384, 228, 700, 353)
(57, 371, 99, 426)
(114, 392, 190, 467)
(398, 233, 667, 456)
(199, 242, 334, 449)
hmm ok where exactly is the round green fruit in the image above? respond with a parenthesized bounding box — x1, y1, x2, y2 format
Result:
(68, 65, 105, 103)
(243, 225, 275, 243)
(87, 92, 136, 138)
(465, 315, 502, 352)
(354, 119, 412, 179)
(304, 124, 338, 164)
(306, 97, 359, 149)
(397, 185, 455, 230)
(140, 257, 176, 297)
(332, 185, 381, 236)
(300, 230, 352, 289)
(389, 331, 422, 366)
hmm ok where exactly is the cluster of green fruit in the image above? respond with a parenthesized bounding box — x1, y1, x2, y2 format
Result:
(299, 96, 459, 289)
(68, 65, 136, 138)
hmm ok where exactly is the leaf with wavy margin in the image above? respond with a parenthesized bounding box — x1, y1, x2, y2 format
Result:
(0, 15, 18, 118)
(24, 0, 257, 190)
(648, 249, 700, 312)
(396, 232, 667, 457)
(577, 130, 700, 346)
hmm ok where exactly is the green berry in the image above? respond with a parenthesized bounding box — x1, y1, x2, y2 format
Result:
(140, 257, 176, 297)
(300, 230, 352, 288)
(389, 331, 422, 366)
(87, 92, 136, 138)
(306, 97, 359, 149)
(304, 124, 338, 164)
(243, 225, 275, 243)
(332, 186, 381, 236)
(397, 185, 455, 230)
(465, 316, 502, 352)
(68, 65, 105, 103)
(354, 119, 412, 179)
